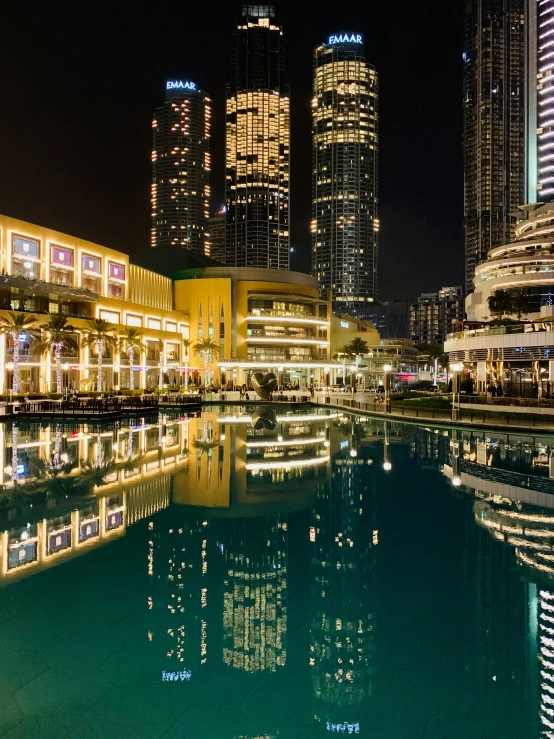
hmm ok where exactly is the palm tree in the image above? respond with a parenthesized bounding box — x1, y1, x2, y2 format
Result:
(347, 337, 369, 357)
(487, 290, 512, 322)
(193, 338, 220, 388)
(509, 288, 533, 322)
(118, 327, 145, 391)
(333, 344, 355, 386)
(182, 338, 192, 390)
(35, 313, 78, 394)
(81, 318, 117, 392)
(0, 312, 38, 394)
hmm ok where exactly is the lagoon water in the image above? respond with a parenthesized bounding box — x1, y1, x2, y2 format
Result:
(0, 406, 552, 738)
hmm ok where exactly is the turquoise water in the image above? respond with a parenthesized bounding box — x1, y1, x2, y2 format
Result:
(0, 406, 552, 738)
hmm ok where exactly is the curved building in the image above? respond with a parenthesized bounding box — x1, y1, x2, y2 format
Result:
(311, 33, 378, 316)
(466, 203, 554, 322)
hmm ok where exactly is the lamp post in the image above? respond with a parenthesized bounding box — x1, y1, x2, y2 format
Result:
(450, 362, 464, 421)
(383, 364, 392, 413)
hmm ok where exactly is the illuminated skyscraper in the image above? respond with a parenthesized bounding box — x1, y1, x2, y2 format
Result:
(225, 5, 290, 269)
(208, 207, 226, 265)
(151, 80, 211, 253)
(463, 0, 525, 293)
(311, 33, 378, 316)
(527, 0, 554, 204)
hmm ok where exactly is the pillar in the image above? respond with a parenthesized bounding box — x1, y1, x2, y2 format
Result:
(476, 362, 487, 395)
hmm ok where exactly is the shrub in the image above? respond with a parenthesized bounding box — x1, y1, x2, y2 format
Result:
(47, 393, 62, 400)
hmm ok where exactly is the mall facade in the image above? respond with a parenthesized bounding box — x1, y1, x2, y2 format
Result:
(446, 203, 554, 397)
(0, 214, 341, 393)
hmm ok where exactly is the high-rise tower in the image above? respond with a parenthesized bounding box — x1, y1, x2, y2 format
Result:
(225, 5, 290, 270)
(463, 0, 525, 293)
(527, 0, 554, 204)
(311, 33, 378, 317)
(151, 79, 211, 254)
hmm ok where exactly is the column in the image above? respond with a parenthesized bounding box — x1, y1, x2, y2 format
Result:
(476, 362, 487, 395)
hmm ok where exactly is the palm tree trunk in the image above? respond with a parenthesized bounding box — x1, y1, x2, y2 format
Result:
(185, 360, 189, 390)
(11, 424, 18, 484)
(128, 346, 134, 390)
(53, 425, 61, 467)
(204, 353, 209, 388)
(12, 331, 20, 395)
(97, 339, 104, 392)
(54, 343, 63, 394)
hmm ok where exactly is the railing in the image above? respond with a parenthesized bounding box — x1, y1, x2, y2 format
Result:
(447, 322, 554, 341)
(15, 397, 159, 417)
(318, 395, 554, 430)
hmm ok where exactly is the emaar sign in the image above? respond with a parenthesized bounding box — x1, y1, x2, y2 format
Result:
(327, 33, 362, 45)
(166, 80, 196, 91)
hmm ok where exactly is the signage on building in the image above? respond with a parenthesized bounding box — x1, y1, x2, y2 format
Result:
(327, 33, 363, 45)
(166, 80, 196, 91)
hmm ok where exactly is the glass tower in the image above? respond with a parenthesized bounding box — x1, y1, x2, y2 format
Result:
(151, 81, 211, 254)
(225, 5, 290, 270)
(311, 33, 378, 317)
(463, 0, 525, 293)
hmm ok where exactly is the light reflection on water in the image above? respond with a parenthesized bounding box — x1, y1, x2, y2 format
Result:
(0, 406, 553, 737)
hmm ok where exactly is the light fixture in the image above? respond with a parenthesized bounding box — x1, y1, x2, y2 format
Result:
(220, 433, 226, 441)
(23, 261, 32, 269)
(449, 362, 464, 372)
(383, 364, 392, 372)
(452, 475, 462, 487)
(350, 448, 358, 457)
(383, 461, 392, 472)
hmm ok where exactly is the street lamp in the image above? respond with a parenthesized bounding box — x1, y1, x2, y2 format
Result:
(383, 364, 392, 413)
(449, 362, 464, 421)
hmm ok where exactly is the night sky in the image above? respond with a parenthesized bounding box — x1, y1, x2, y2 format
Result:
(0, 1, 463, 301)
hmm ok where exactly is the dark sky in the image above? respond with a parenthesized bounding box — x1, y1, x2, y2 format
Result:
(0, 1, 463, 302)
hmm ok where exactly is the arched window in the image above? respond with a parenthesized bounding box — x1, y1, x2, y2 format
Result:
(198, 303, 203, 339)
(220, 304, 225, 357)
(208, 304, 214, 339)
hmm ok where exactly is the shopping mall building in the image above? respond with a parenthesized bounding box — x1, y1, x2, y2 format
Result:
(0, 214, 341, 393)
(445, 203, 554, 396)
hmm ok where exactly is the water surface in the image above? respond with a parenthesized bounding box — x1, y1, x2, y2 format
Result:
(0, 407, 551, 738)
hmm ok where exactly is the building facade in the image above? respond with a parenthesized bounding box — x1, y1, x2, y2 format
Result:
(447, 203, 554, 395)
(526, 0, 554, 203)
(0, 214, 341, 394)
(151, 80, 211, 254)
(364, 300, 410, 339)
(225, 5, 290, 270)
(208, 206, 226, 264)
(171, 266, 339, 389)
(410, 286, 464, 344)
(312, 33, 379, 315)
(463, 0, 525, 293)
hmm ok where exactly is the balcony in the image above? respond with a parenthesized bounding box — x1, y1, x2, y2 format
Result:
(0, 274, 98, 302)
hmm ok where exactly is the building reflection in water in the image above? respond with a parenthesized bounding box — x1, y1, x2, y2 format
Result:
(442, 429, 554, 738)
(310, 416, 376, 731)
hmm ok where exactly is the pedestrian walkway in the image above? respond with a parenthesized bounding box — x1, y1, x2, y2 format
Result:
(313, 393, 554, 435)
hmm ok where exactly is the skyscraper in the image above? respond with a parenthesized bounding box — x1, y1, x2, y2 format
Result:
(463, 0, 525, 293)
(527, 0, 554, 204)
(151, 79, 211, 254)
(208, 206, 226, 265)
(311, 33, 378, 317)
(225, 5, 290, 270)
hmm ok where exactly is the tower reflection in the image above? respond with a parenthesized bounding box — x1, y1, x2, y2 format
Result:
(310, 418, 376, 731)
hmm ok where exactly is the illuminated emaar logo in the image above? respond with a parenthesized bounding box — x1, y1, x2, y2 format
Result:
(328, 33, 362, 45)
(166, 80, 196, 91)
